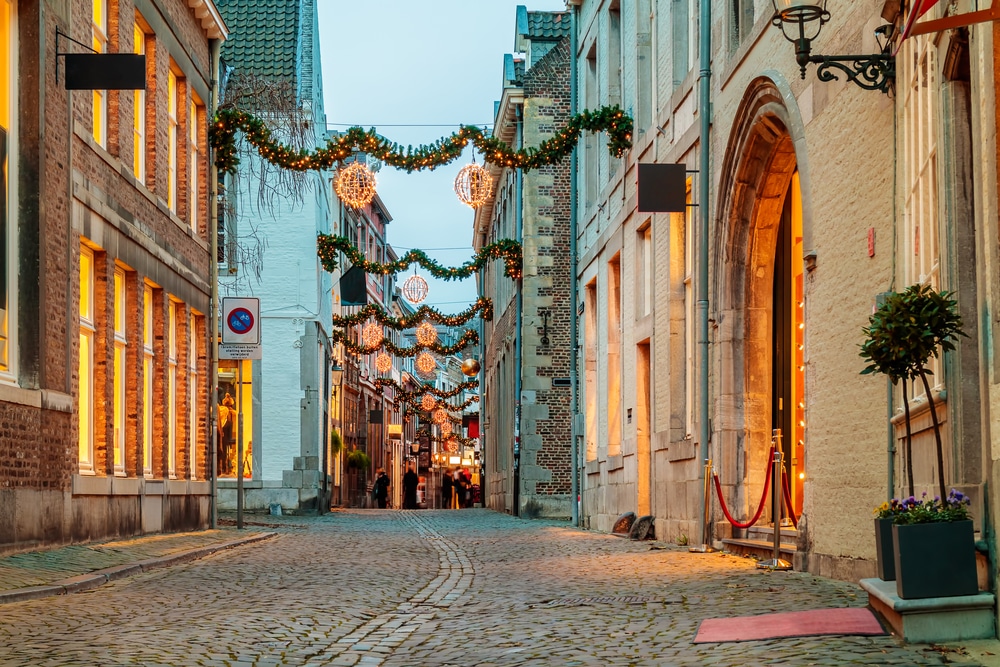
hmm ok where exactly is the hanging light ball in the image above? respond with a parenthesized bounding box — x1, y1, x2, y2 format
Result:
(375, 352, 392, 374)
(454, 162, 493, 208)
(415, 351, 437, 376)
(440, 421, 453, 436)
(402, 273, 429, 304)
(416, 322, 438, 346)
(433, 407, 449, 424)
(421, 393, 436, 411)
(461, 358, 481, 377)
(334, 161, 377, 209)
(444, 435, 459, 453)
(361, 321, 384, 348)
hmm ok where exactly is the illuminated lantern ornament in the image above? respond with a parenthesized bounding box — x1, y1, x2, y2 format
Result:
(415, 351, 437, 376)
(375, 352, 392, 374)
(416, 322, 438, 346)
(361, 321, 384, 348)
(421, 393, 436, 411)
(402, 273, 429, 304)
(454, 158, 492, 209)
(445, 436, 459, 453)
(433, 407, 449, 424)
(334, 161, 377, 209)
(461, 358, 481, 377)
(440, 421, 453, 436)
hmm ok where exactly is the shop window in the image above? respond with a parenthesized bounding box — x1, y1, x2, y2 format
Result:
(218, 359, 253, 479)
(188, 313, 198, 478)
(79, 245, 96, 472)
(168, 300, 177, 477)
(0, 0, 15, 377)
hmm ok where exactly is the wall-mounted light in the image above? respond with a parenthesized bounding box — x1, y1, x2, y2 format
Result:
(770, 1, 895, 93)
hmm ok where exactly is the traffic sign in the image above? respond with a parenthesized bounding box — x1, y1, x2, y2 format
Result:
(222, 297, 260, 344)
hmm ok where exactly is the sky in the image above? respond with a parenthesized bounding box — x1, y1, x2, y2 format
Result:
(317, 0, 567, 312)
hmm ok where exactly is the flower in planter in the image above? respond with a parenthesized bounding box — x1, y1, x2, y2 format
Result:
(892, 489, 972, 525)
(873, 498, 906, 520)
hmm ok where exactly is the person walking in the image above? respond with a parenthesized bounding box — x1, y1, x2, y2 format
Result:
(373, 469, 391, 509)
(441, 470, 453, 509)
(451, 469, 464, 510)
(402, 463, 419, 510)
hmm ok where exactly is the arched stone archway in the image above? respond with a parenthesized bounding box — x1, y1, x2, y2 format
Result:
(713, 75, 811, 528)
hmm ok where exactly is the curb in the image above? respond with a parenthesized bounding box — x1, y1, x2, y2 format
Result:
(0, 532, 276, 605)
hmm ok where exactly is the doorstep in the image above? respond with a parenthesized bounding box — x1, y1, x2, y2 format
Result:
(861, 577, 996, 643)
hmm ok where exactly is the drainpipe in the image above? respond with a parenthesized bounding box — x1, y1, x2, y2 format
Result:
(695, 0, 713, 551)
(208, 37, 222, 529)
(513, 105, 524, 516)
(569, 3, 580, 527)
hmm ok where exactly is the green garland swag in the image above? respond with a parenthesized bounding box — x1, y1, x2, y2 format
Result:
(333, 299, 492, 330)
(332, 328, 478, 357)
(318, 234, 521, 281)
(374, 378, 479, 398)
(394, 394, 479, 413)
(211, 106, 633, 175)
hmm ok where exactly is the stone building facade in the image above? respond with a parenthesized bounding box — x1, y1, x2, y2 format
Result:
(0, 0, 225, 553)
(475, 7, 573, 519)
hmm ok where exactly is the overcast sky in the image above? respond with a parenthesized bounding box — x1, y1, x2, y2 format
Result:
(317, 0, 567, 311)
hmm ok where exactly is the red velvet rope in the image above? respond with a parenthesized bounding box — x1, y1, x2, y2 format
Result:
(712, 446, 774, 529)
(781, 467, 799, 528)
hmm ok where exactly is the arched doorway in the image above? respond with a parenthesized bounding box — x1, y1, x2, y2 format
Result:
(714, 77, 812, 527)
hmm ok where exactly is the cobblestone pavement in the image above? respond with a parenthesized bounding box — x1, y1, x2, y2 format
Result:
(0, 509, 993, 666)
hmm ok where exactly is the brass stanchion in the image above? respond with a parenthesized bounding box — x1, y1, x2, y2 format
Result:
(690, 458, 717, 553)
(757, 429, 791, 570)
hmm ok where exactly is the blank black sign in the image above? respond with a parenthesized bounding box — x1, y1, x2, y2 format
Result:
(65, 54, 146, 90)
(637, 163, 687, 213)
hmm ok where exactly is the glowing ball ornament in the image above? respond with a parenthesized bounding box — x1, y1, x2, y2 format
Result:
(416, 322, 438, 346)
(375, 352, 392, 374)
(444, 436, 459, 453)
(361, 322, 384, 348)
(402, 273, 429, 304)
(454, 161, 492, 209)
(334, 161, 377, 209)
(421, 393, 436, 411)
(440, 421, 453, 436)
(433, 407, 449, 424)
(415, 351, 436, 376)
(461, 358, 481, 377)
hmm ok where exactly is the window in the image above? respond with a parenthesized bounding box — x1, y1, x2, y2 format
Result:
(168, 300, 177, 477)
(683, 181, 695, 437)
(132, 22, 146, 181)
(113, 267, 127, 475)
(584, 279, 598, 461)
(672, 0, 698, 88)
(92, 0, 107, 147)
(607, 254, 622, 457)
(584, 44, 598, 211)
(188, 313, 198, 479)
(636, 0, 652, 131)
(637, 223, 652, 317)
(167, 68, 179, 213)
(730, 0, 754, 50)
(608, 2, 622, 108)
(79, 246, 96, 472)
(143, 283, 154, 476)
(188, 96, 202, 232)
(0, 0, 16, 375)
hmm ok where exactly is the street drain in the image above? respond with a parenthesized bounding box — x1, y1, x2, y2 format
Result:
(544, 595, 655, 607)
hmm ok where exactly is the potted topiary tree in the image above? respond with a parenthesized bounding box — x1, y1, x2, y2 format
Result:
(860, 284, 971, 596)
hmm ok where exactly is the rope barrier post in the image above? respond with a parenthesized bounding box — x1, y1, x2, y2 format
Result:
(757, 429, 791, 571)
(689, 458, 716, 553)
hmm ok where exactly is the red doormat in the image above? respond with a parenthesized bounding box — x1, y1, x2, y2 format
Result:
(694, 607, 886, 643)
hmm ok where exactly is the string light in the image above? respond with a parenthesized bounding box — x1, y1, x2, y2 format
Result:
(402, 273, 429, 304)
(433, 408, 449, 424)
(330, 298, 493, 330)
(421, 394, 436, 411)
(416, 352, 437, 376)
(375, 352, 392, 374)
(334, 161, 377, 209)
(440, 421, 453, 436)
(416, 322, 438, 346)
(454, 161, 493, 208)
(362, 322, 384, 348)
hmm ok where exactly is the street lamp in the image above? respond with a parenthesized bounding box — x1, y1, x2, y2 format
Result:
(770, 0, 895, 93)
(331, 361, 344, 389)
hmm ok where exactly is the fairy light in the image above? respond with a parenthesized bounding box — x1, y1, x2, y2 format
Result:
(454, 161, 493, 208)
(362, 321, 384, 348)
(416, 322, 438, 346)
(334, 161, 377, 209)
(416, 351, 437, 376)
(402, 273, 429, 304)
(421, 393, 436, 411)
(433, 408, 449, 424)
(375, 352, 392, 374)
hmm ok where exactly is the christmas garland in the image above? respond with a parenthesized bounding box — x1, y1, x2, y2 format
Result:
(394, 394, 480, 413)
(332, 328, 478, 357)
(333, 299, 492, 330)
(318, 235, 521, 281)
(374, 378, 479, 398)
(211, 105, 633, 175)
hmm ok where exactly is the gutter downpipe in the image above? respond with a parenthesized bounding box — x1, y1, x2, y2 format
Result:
(695, 0, 713, 551)
(569, 3, 580, 527)
(513, 105, 524, 517)
(208, 37, 222, 529)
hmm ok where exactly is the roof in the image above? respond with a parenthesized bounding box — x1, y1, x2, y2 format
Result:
(216, 0, 300, 81)
(516, 5, 571, 42)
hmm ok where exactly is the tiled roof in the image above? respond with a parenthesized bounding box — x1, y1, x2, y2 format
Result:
(216, 0, 300, 81)
(516, 5, 570, 41)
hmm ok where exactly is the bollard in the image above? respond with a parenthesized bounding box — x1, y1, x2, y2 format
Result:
(757, 429, 792, 570)
(690, 458, 717, 553)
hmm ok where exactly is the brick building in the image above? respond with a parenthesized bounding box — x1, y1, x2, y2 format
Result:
(0, 0, 225, 553)
(475, 7, 573, 519)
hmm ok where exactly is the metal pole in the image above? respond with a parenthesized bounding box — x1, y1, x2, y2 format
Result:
(236, 360, 244, 529)
(569, 1, 580, 528)
(757, 429, 791, 570)
(693, 0, 714, 554)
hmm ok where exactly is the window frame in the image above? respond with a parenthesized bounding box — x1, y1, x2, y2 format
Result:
(92, 0, 108, 147)
(167, 67, 179, 213)
(113, 266, 127, 475)
(167, 299, 178, 477)
(79, 245, 96, 473)
(143, 283, 154, 476)
(132, 21, 146, 182)
(0, 0, 17, 381)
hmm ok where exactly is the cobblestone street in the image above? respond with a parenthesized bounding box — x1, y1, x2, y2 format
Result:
(0, 510, 990, 666)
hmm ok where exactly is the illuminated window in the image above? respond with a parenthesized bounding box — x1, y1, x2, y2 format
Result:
(132, 22, 146, 181)
(684, 181, 695, 437)
(168, 300, 177, 477)
(113, 267, 127, 475)
(188, 313, 198, 479)
(188, 96, 202, 233)
(79, 246, 95, 472)
(0, 0, 16, 375)
(92, 0, 107, 147)
(143, 283, 154, 476)
(167, 69, 178, 213)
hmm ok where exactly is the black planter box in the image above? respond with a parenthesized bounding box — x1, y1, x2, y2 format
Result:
(892, 520, 978, 599)
(874, 517, 896, 580)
